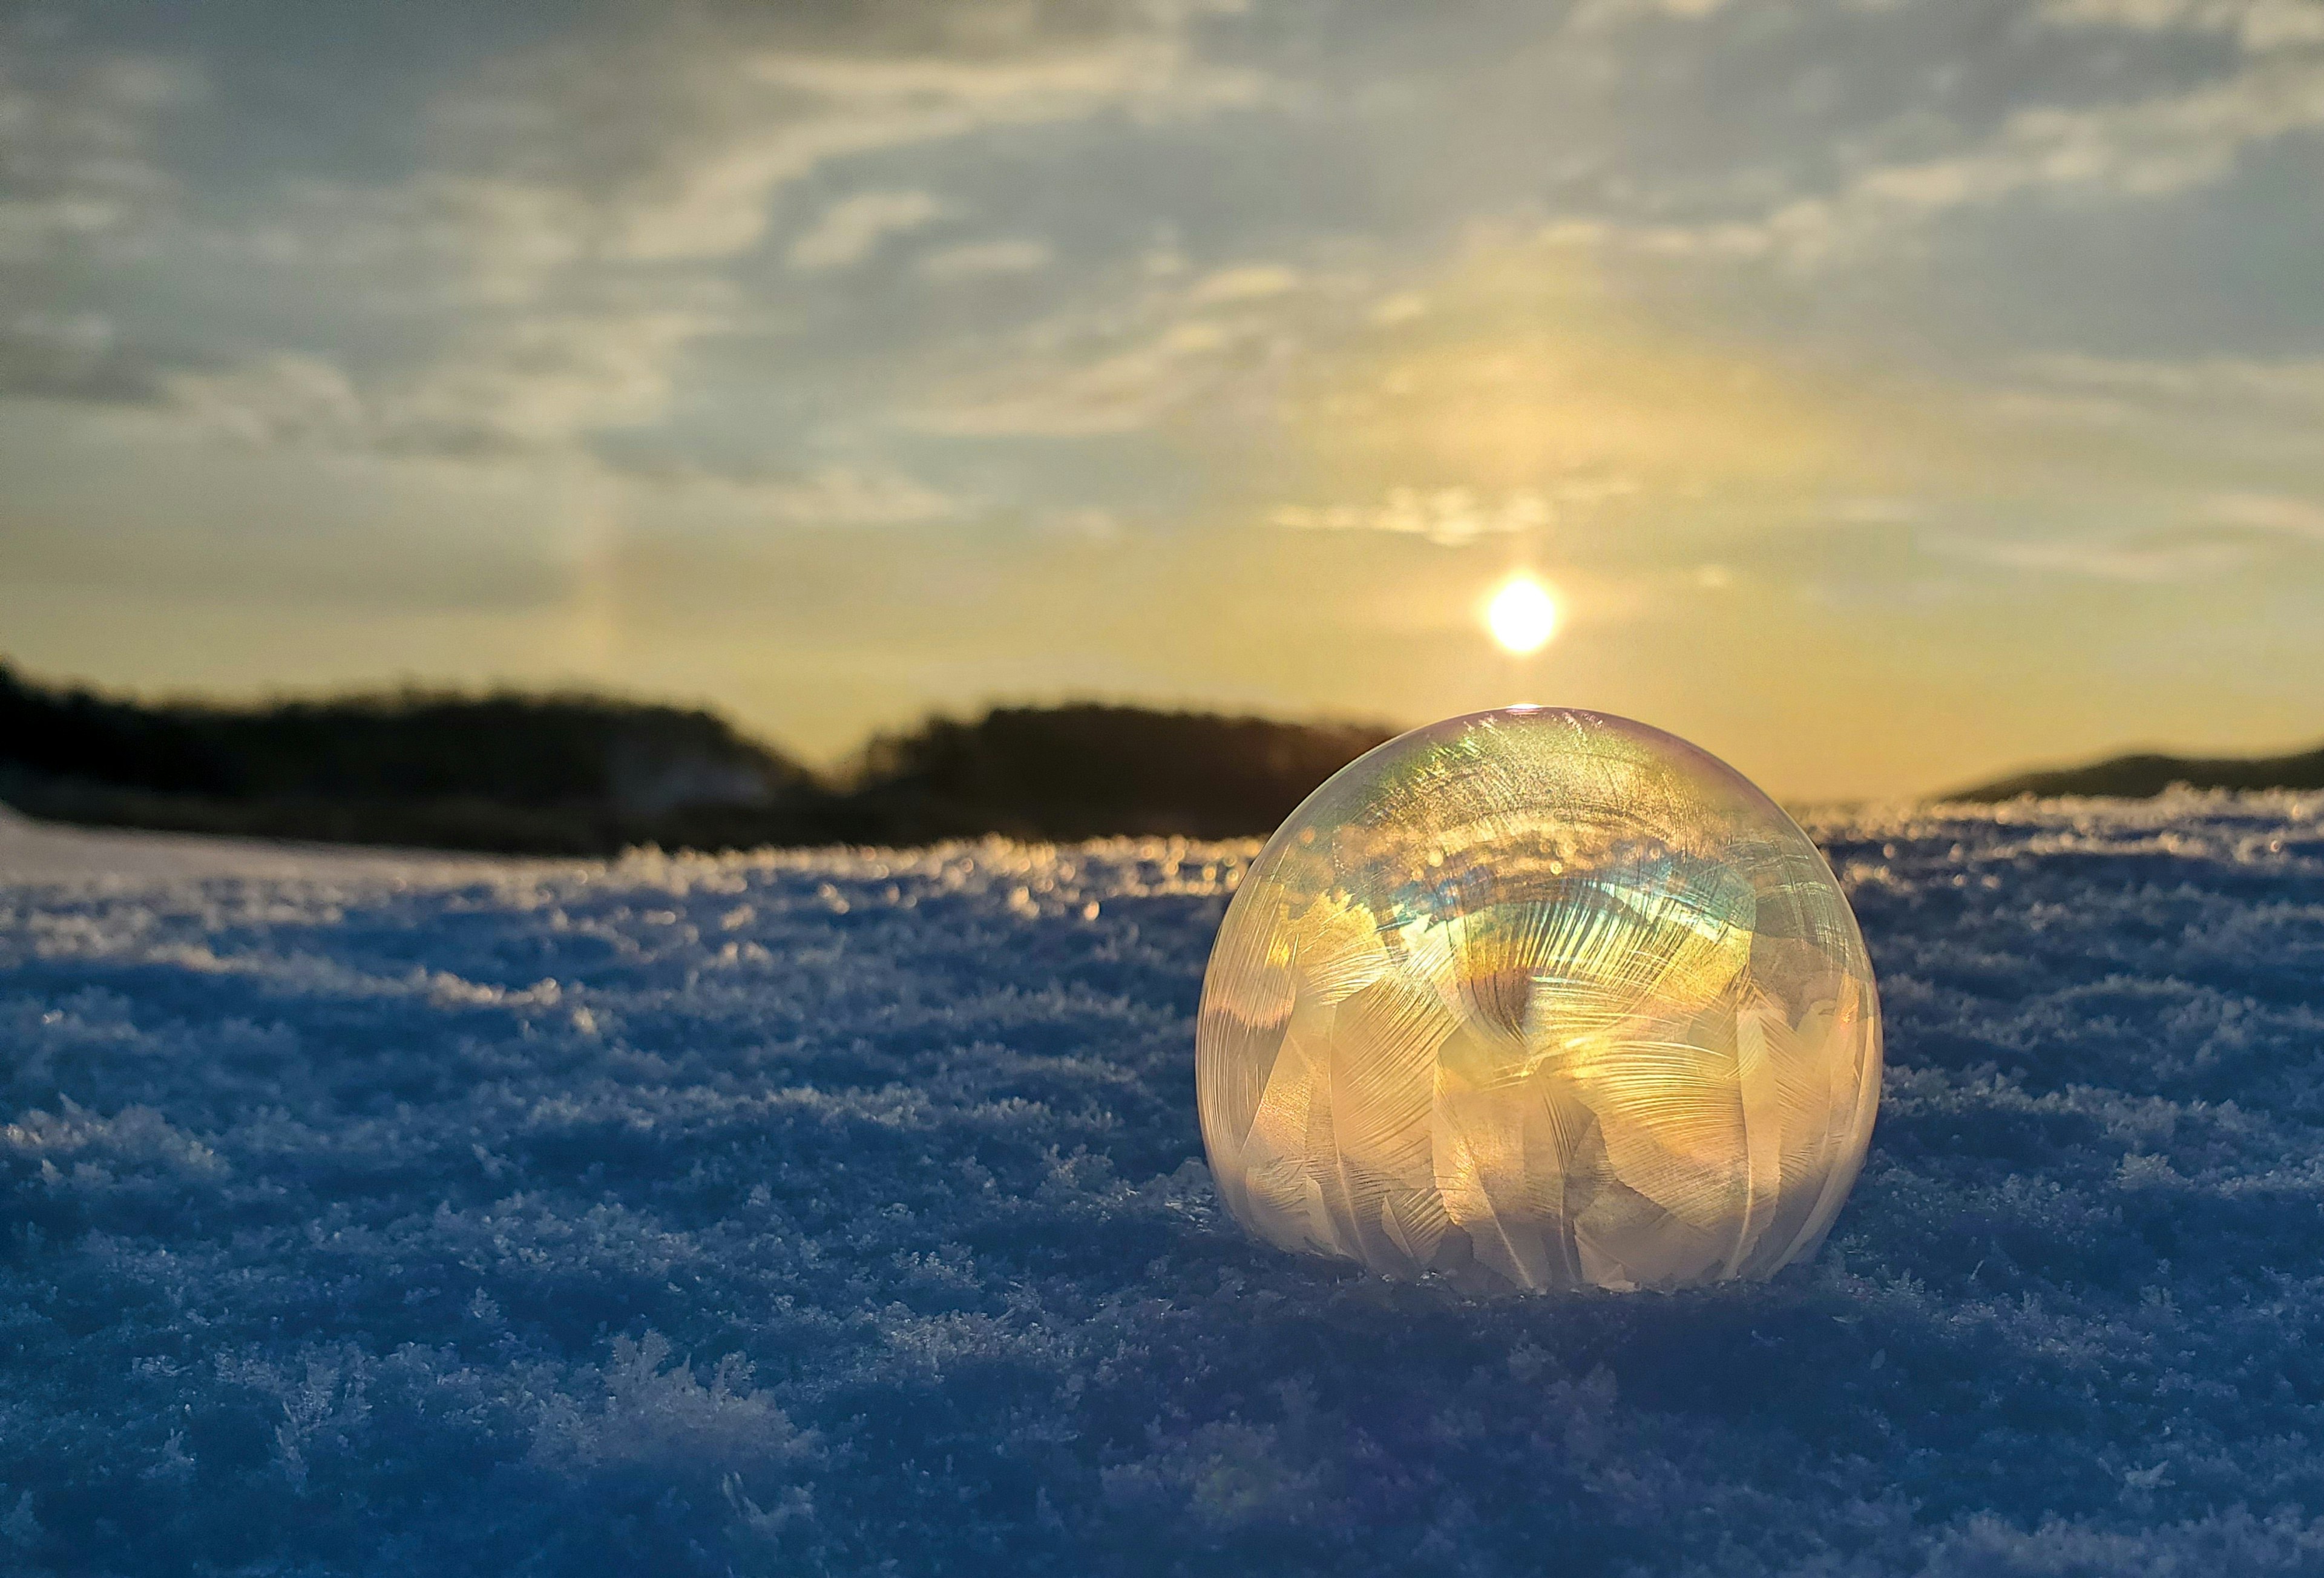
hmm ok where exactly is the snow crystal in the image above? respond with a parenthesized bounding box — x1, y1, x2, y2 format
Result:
(3, 793, 2324, 1574)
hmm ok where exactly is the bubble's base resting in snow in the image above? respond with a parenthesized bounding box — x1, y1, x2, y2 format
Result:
(5, 795, 2324, 1575)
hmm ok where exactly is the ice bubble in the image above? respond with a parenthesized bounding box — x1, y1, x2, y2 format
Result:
(1196, 707, 1881, 1294)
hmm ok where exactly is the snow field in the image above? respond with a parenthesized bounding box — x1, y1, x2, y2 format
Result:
(4, 795, 2324, 1574)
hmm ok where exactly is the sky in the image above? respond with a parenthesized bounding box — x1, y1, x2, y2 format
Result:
(3, 0, 2323, 800)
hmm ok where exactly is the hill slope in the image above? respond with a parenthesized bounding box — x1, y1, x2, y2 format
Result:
(1949, 743, 2324, 801)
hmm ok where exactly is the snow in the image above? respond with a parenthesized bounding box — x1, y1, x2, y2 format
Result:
(0, 803, 482, 886)
(4, 792, 2324, 1575)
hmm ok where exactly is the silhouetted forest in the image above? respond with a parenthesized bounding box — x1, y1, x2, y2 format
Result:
(845, 705, 1395, 841)
(1949, 743, 2324, 801)
(0, 665, 1396, 853)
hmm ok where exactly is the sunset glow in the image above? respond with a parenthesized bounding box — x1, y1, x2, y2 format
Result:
(3, 1, 2322, 800)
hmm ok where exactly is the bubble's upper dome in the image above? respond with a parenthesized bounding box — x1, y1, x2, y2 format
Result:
(1195, 707, 1881, 1294)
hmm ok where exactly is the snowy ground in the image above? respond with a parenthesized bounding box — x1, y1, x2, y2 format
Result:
(5, 794, 2324, 1576)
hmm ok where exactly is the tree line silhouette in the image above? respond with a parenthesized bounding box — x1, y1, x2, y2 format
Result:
(1948, 745, 2324, 801)
(0, 664, 1396, 853)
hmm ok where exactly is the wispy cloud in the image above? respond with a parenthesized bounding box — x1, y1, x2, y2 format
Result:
(0, 312, 159, 402)
(788, 190, 942, 272)
(902, 260, 1325, 435)
(159, 310, 715, 456)
(919, 238, 1052, 279)
(1268, 487, 1554, 547)
(1956, 532, 2256, 581)
(2200, 490, 2324, 539)
(600, 462, 959, 527)
(0, 48, 194, 264)
(2039, 0, 2324, 51)
(0, 1, 1274, 467)
(2015, 353, 2324, 412)
(1531, 4, 2324, 269)
(1945, 491, 2324, 580)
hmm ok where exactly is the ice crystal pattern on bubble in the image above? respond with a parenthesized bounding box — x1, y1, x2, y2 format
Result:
(1197, 707, 1882, 1293)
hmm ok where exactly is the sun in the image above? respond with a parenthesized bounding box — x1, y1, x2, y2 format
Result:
(1486, 576, 1558, 655)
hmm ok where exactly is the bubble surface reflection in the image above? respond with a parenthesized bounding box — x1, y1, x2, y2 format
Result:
(1196, 707, 1881, 1294)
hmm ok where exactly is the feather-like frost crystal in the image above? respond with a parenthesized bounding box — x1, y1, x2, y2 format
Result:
(1196, 707, 1882, 1294)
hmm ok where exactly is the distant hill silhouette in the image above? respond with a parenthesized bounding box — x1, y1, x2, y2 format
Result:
(0, 665, 809, 855)
(0, 664, 1396, 852)
(844, 705, 1397, 842)
(1948, 743, 2324, 801)
(0, 666, 804, 806)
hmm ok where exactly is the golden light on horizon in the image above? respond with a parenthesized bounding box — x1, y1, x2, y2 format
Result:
(1486, 575, 1558, 654)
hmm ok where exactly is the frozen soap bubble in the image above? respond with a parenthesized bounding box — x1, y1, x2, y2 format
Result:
(1196, 707, 1881, 1294)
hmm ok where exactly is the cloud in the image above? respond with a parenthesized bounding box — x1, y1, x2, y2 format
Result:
(0, 1, 1275, 466)
(741, 465, 957, 527)
(788, 190, 942, 271)
(152, 334, 957, 523)
(386, 311, 718, 453)
(2040, 0, 2324, 51)
(159, 312, 715, 456)
(905, 321, 1269, 435)
(1825, 497, 1927, 526)
(1268, 237, 1866, 507)
(902, 260, 1324, 435)
(1955, 532, 2256, 581)
(919, 238, 1053, 279)
(0, 47, 195, 264)
(605, 461, 959, 527)
(1269, 488, 1548, 546)
(1571, 0, 1732, 21)
(1945, 492, 2324, 580)
(450, 8, 1270, 274)
(1265, 468, 1663, 548)
(1520, 10, 2324, 272)
(1186, 264, 1301, 304)
(2199, 490, 2324, 538)
(904, 222, 1894, 520)
(1766, 53, 2324, 262)
(1976, 355, 2324, 446)
(2015, 353, 2324, 412)
(11, 0, 2324, 605)
(159, 353, 372, 447)
(234, 176, 602, 310)
(0, 312, 162, 403)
